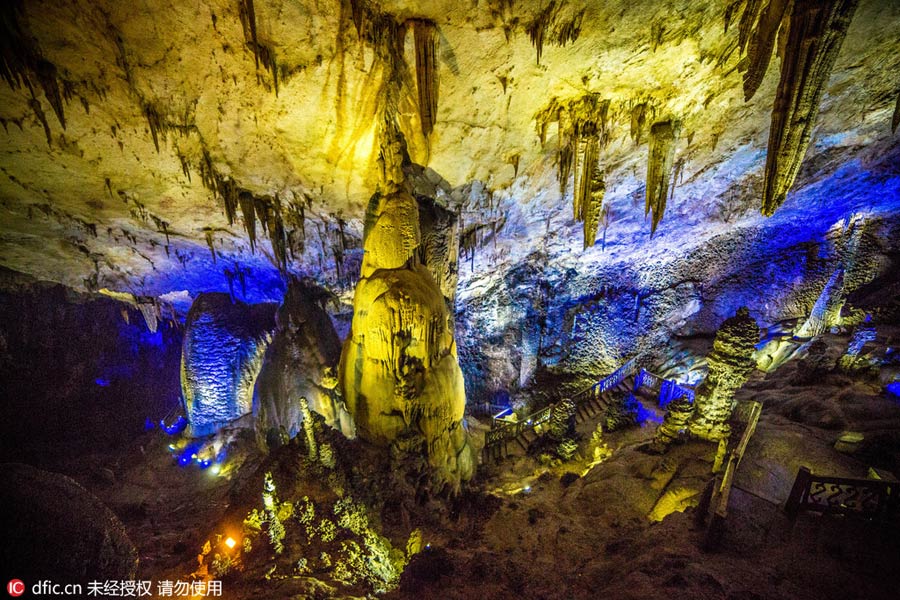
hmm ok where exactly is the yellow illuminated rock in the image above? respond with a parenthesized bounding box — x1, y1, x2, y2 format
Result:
(341, 189, 474, 488)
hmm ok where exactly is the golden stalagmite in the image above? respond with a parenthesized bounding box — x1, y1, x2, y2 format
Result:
(340, 182, 473, 489)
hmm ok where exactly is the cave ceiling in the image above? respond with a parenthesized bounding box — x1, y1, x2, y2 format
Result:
(1, 0, 898, 309)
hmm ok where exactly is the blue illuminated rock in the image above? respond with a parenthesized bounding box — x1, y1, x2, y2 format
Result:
(181, 293, 277, 437)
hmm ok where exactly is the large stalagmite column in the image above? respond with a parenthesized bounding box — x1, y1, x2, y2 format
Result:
(689, 307, 760, 441)
(339, 181, 474, 489)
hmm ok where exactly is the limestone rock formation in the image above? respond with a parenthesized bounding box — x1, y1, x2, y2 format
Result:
(341, 188, 473, 488)
(645, 119, 681, 235)
(535, 93, 611, 249)
(690, 307, 760, 440)
(0, 463, 138, 583)
(416, 196, 460, 305)
(652, 396, 695, 452)
(254, 278, 348, 444)
(794, 268, 845, 338)
(181, 293, 276, 436)
(761, 0, 860, 215)
(738, 0, 791, 102)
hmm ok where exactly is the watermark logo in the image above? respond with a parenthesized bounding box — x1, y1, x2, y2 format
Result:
(6, 580, 25, 597)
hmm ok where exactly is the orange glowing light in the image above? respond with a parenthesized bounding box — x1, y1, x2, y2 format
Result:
(225, 537, 237, 549)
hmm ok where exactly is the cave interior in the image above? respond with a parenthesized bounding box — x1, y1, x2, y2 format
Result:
(1, 0, 900, 598)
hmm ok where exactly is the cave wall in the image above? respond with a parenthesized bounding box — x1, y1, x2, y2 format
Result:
(0, 269, 182, 464)
(456, 192, 900, 406)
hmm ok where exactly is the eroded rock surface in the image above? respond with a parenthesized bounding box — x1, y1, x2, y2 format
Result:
(254, 278, 347, 441)
(181, 292, 276, 436)
(341, 189, 473, 487)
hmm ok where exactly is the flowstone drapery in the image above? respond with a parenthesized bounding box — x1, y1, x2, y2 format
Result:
(689, 308, 760, 441)
(254, 278, 348, 444)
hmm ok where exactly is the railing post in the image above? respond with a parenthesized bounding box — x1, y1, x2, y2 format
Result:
(784, 466, 812, 520)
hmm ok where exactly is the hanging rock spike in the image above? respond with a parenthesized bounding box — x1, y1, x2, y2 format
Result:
(526, 1, 558, 65)
(411, 19, 438, 140)
(645, 119, 681, 235)
(762, 0, 859, 216)
(892, 90, 900, 134)
(740, 0, 790, 101)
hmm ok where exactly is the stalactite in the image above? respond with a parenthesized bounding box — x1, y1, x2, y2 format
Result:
(238, 0, 278, 94)
(411, 19, 438, 139)
(177, 152, 191, 181)
(583, 164, 605, 250)
(574, 136, 599, 236)
(892, 91, 900, 135)
(151, 215, 170, 246)
(630, 102, 648, 145)
(2, 2, 68, 129)
(378, 114, 407, 190)
(526, 1, 558, 65)
(29, 97, 52, 147)
(645, 119, 681, 235)
(349, 0, 366, 37)
(240, 0, 258, 70)
(738, 0, 790, 101)
(762, 0, 859, 216)
(556, 9, 585, 48)
(239, 190, 257, 251)
(35, 59, 65, 129)
(265, 195, 287, 272)
(737, 0, 764, 52)
(141, 101, 165, 152)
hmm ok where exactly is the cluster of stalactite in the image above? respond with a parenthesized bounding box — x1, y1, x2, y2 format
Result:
(525, 1, 585, 65)
(348, 3, 444, 173)
(735, 0, 860, 216)
(736, 0, 791, 102)
(645, 120, 681, 236)
(1, 0, 70, 146)
(238, 0, 279, 94)
(197, 151, 288, 272)
(535, 94, 611, 249)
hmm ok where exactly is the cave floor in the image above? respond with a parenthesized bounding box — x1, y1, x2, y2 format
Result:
(43, 328, 900, 600)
